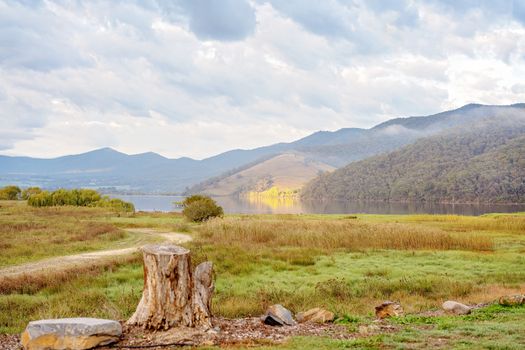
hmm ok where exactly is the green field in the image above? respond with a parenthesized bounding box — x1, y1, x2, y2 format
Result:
(1, 202, 524, 349)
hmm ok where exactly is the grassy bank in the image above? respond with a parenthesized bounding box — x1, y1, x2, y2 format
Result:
(0, 201, 189, 267)
(0, 204, 524, 348)
(0, 201, 131, 267)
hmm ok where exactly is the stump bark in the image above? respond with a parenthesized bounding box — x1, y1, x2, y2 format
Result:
(127, 245, 214, 330)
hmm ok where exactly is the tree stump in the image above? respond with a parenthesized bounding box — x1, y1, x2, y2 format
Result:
(127, 245, 214, 330)
(192, 261, 214, 328)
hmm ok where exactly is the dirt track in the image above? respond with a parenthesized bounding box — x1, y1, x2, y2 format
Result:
(0, 228, 192, 278)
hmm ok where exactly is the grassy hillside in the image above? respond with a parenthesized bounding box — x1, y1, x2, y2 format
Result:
(190, 153, 334, 196)
(302, 125, 525, 203)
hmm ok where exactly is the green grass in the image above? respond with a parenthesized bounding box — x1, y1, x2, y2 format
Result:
(0, 259, 144, 333)
(198, 305, 525, 349)
(1, 204, 524, 349)
(199, 249, 524, 318)
(382, 304, 525, 349)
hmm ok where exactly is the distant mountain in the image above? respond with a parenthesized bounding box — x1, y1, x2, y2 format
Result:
(301, 121, 525, 203)
(298, 103, 525, 167)
(1, 103, 523, 194)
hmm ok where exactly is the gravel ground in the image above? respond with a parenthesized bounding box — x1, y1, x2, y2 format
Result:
(0, 334, 21, 350)
(103, 317, 398, 348)
(0, 318, 399, 349)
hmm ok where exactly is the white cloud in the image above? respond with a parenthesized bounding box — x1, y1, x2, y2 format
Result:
(1, 0, 525, 159)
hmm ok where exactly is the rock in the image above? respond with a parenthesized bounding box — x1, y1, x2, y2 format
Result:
(442, 300, 471, 315)
(499, 294, 525, 306)
(375, 301, 404, 319)
(296, 308, 335, 323)
(206, 326, 221, 334)
(21, 318, 122, 350)
(262, 304, 296, 326)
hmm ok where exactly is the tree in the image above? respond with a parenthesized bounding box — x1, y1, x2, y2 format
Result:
(0, 186, 21, 200)
(182, 195, 223, 222)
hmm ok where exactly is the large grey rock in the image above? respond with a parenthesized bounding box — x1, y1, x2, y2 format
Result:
(442, 301, 471, 315)
(21, 318, 122, 350)
(262, 304, 296, 326)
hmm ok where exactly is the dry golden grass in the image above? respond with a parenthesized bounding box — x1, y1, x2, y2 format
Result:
(405, 214, 525, 233)
(198, 217, 493, 251)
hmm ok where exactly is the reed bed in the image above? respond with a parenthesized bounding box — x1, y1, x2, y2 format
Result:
(198, 217, 493, 251)
(405, 214, 525, 233)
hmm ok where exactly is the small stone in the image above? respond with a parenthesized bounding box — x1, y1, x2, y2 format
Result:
(21, 318, 122, 350)
(296, 308, 335, 323)
(442, 300, 471, 315)
(206, 326, 220, 334)
(375, 301, 404, 319)
(499, 295, 525, 307)
(262, 304, 296, 326)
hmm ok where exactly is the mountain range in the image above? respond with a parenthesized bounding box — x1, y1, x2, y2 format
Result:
(1, 103, 524, 199)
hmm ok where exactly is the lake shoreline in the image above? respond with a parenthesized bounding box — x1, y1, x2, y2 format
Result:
(108, 194, 525, 216)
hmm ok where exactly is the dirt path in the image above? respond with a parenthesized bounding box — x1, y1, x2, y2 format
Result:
(0, 228, 192, 278)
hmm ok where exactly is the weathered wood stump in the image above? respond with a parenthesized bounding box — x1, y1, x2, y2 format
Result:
(127, 244, 214, 330)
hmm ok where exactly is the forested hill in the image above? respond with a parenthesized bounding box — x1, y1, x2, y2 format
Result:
(301, 124, 525, 203)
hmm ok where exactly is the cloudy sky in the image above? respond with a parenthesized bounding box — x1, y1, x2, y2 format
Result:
(1, 0, 525, 159)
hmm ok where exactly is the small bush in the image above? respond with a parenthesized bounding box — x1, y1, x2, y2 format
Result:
(0, 186, 21, 200)
(182, 195, 223, 222)
(21, 187, 42, 200)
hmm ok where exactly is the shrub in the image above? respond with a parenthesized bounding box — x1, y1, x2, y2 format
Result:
(182, 195, 223, 222)
(27, 191, 52, 207)
(26, 188, 134, 212)
(94, 196, 135, 212)
(21, 187, 42, 200)
(0, 185, 21, 200)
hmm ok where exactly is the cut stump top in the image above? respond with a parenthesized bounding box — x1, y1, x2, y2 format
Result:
(142, 244, 189, 255)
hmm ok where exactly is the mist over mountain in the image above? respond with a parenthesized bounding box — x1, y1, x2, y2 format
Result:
(1, 103, 523, 195)
(302, 114, 525, 203)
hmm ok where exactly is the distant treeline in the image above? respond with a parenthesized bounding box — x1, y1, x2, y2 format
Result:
(302, 125, 525, 204)
(0, 186, 135, 212)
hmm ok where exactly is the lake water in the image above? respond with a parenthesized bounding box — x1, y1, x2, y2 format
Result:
(111, 194, 525, 216)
